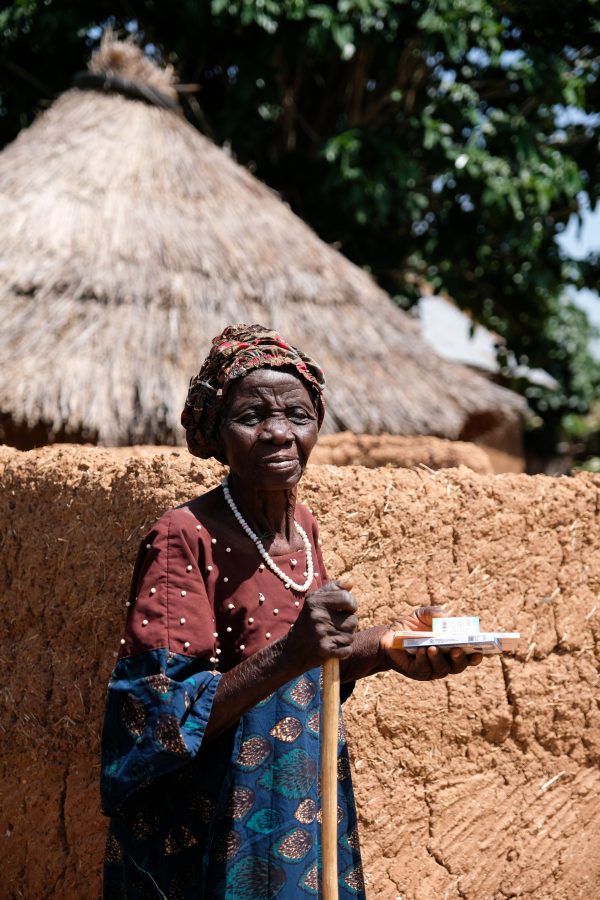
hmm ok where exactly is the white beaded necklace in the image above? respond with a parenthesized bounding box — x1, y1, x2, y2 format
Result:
(221, 476, 314, 592)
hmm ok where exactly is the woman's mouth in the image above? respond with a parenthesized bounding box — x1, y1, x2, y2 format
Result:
(258, 456, 298, 469)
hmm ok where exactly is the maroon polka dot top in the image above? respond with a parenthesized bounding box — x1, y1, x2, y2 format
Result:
(119, 486, 329, 672)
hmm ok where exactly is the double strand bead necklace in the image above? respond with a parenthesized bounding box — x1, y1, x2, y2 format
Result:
(221, 476, 314, 592)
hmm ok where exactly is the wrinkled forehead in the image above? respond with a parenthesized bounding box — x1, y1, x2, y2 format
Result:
(224, 366, 314, 410)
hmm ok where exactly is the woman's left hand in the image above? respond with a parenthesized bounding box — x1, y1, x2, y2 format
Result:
(379, 605, 483, 681)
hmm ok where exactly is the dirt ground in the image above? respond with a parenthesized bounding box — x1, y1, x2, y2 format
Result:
(1, 445, 599, 899)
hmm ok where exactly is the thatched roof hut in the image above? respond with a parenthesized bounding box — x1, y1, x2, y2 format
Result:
(0, 37, 524, 448)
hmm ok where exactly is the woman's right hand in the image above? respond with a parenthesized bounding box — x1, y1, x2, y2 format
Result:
(284, 578, 359, 670)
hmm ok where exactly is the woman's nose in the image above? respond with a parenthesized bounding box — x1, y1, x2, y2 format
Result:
(262, 416, 292, 443)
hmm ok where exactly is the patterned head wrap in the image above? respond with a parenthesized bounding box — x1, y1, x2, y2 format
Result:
(181, 324, 326, 460)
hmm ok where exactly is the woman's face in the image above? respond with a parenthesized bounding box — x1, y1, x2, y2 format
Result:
(219, 368, 319, 490)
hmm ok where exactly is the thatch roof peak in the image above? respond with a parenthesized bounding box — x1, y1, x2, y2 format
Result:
(86, 32, 178, 104)
(0, 38, 524, 449)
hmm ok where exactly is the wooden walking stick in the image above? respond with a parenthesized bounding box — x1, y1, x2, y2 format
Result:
(321, 655, 340, 900)
(321, 575, 353, 900)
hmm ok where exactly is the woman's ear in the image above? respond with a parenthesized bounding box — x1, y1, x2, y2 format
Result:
(212, 428, 227, 465)
(214, 446, 228, 465)
(213, 412, 229, 466)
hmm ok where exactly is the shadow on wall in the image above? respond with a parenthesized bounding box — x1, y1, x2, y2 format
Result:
(459, 412, 525, 473)
(0, 413, 99, 450)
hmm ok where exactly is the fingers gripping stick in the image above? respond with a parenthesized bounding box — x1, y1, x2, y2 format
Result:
(321, 575, 353, 900)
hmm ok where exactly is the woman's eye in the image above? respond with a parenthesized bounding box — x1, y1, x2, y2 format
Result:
(237, 413, 261, 425)
(288, 409, 311, 423)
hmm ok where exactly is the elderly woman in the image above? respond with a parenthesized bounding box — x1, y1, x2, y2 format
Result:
(101, 324, 480, 899)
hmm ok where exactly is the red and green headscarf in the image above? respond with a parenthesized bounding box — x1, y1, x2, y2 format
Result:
(181, 324, 326, 460)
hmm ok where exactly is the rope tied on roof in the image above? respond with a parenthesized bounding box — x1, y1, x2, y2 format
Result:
(72, 70, 179, 112)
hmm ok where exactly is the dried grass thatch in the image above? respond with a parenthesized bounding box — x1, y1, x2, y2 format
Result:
(0, 36, 524, 448)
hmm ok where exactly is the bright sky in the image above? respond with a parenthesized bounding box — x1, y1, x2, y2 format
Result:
(558, 201, 600, 357)
(559, 201, 600, 263)
(421, 201, 600, 367)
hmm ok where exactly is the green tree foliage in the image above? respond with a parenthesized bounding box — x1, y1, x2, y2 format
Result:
(1, 0, 600, 454)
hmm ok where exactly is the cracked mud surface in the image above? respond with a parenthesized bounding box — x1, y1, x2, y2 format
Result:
(1, 446, 599, 898)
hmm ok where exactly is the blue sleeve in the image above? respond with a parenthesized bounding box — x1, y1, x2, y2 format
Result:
(100, 648, 222, 815)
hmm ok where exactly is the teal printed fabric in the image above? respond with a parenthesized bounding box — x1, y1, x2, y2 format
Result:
(101, 649, 222, 814)
(101, 659, 365, 899)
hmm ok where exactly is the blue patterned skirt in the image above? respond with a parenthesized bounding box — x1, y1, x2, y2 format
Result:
(103, 664, 365, 899)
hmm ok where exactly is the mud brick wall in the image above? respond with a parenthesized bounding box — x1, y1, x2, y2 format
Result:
(1, 446, 599, 899)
